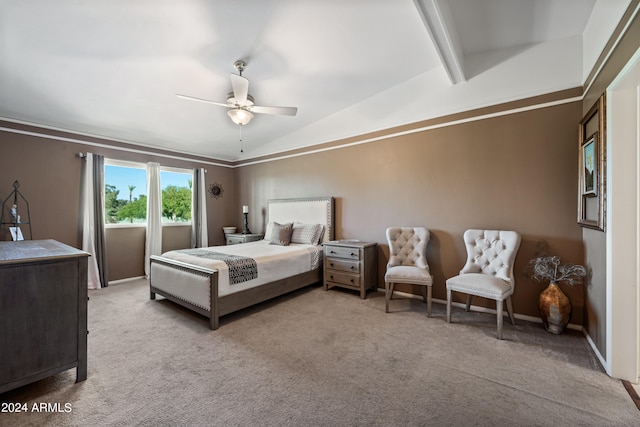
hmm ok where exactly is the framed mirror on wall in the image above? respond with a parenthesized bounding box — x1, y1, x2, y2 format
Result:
(578, 94, 606, 231)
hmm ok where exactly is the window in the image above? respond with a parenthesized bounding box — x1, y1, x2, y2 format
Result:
(160, 168, 192, 224)
(103, 160, 193, 226)
(104, 161, 147, 225)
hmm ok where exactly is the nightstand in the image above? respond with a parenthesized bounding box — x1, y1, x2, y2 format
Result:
(226, 233, 264, 245)
(323, 240, 377, 298)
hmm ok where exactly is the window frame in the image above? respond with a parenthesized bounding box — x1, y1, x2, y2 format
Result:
(159, 166, 193, 227)
(103, 160, 194, 228)
(104, 159, 148, 229)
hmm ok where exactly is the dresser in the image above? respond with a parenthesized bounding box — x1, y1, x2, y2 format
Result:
(323, 240, 377, 299)
(226, 233, 264, 245)
(0, 239, 89, 393)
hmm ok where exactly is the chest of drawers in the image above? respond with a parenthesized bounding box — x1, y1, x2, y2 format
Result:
(0, 239, 89, 393)
(323, 240, 377, 299)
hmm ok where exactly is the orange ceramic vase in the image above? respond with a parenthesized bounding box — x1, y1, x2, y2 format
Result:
(539, 282, 571, 334)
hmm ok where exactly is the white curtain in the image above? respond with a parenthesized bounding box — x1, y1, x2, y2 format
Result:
(144, 162, 163, 277)
(81, 153, 103, 289)
(191, 168, 208, 248)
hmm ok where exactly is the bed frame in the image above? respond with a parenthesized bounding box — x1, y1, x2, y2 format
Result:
(149, 197, 335, 330)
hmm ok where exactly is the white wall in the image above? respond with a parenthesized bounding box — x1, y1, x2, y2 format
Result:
(605, 46, 640, 382)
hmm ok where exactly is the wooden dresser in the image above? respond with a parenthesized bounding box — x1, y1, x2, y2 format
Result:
(323, 240, 377, 298)
(0, 239, 89, 393)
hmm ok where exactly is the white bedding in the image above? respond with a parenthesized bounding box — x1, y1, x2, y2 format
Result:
(159, 240, 321, 297)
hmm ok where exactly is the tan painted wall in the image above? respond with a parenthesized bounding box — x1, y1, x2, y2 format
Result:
(104, 225, 192, 280)
(235, 100, 584, 321)
(0, 121, 236, 281)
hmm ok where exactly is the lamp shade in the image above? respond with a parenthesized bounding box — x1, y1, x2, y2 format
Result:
(228, 108, 253, 125)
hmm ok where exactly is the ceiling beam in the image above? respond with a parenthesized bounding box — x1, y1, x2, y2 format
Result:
(413, 0, 466, 84)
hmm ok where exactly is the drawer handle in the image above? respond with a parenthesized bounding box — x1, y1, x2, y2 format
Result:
(330, 275, 334, 280)
(330, 263, 334, 267)
(330, 250, 336, 254)
(350, 266, 354, 270)
(350, 279, 355, 283)
(350, 252, 355, 256)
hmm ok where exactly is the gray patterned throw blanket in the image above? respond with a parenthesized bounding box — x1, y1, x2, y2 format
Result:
(176, 249, 258, 285)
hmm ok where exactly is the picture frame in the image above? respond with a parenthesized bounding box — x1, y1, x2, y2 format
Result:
(581, 133, 597, 196)
(577, 94, 606, 231)
(9, 226, 24, 241)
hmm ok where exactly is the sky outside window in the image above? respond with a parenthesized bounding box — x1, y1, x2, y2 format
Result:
(105, 166, 193, 200)
(104, 164, 192, 224)
(105, 165, 146, 200)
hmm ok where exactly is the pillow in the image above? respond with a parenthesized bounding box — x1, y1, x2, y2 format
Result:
(317, 225, 327, 243)
(315, 225, 331, 243)
(264, 221, 275, 241)
(269, 222, 293, 246)
(291, 223, 324, 245)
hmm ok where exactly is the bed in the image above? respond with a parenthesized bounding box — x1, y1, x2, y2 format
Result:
(149, 197, 335, 329)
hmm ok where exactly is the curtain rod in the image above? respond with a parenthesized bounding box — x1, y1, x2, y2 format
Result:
(75, 151, 207, 173)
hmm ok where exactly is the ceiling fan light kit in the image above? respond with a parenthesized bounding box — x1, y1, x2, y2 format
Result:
(227, 108, 253, 126)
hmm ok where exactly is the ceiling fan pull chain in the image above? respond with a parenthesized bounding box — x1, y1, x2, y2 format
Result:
(240, 124, 244, 152)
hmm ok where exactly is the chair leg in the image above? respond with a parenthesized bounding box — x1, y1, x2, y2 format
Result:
(420, 285, 431, 318)
(446, 288, 452, 323)
(506, 296, 516, 325)
(496, 299, 504, 340)
(385, 281, 392, 313)
(465, 295, 472, 312)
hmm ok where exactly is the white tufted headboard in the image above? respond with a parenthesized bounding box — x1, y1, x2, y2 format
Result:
(266, 197, 335, 242)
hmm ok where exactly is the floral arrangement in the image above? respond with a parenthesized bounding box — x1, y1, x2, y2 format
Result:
(529, 256, 586, 286)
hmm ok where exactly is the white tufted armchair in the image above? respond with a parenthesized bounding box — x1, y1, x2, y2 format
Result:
(446, 229, 521, 339)
(384, 227, 433, 317)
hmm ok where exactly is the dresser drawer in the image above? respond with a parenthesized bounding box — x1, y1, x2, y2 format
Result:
(326, 271, 361, 288)
(324, 245, 360, 260)
(226, 236, 243, 245)
(226, 233, 264, 245)
(326, 258, 360, 274)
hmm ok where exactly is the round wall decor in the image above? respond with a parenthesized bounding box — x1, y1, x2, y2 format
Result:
(208, 182, 224, 199)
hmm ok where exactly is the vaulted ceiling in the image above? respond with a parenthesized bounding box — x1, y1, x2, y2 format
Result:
(0, 0, 631, 161)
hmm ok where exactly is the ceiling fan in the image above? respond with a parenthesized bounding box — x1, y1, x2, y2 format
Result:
(176, 60, 298, 127)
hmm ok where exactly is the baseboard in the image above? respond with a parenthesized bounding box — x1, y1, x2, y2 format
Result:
(378, 288, 582, 330)
(583, 328, 609, 374)
(108, 276, 147, 286)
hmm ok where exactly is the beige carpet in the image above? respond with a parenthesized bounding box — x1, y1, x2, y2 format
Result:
(1, 279, 638, 426)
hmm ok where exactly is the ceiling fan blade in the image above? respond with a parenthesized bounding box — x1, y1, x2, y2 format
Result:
(176, 94, 229, 108)
(251, 105, 298, 116)
(230, 74, 249, 105)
